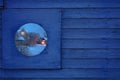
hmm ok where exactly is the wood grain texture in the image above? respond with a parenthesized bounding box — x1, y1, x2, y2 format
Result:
(63, 19, 120, 28)
(63, 59, 120, 68)
(4, 69, 107, 78)
(1, 0, 120, 79)
(3, 78, 109, 80)
(0, 10, 2, 69)
(0, 70, 3, 78)
(63, 49, 120, 59)
(2, 9, 61, 69)
(62, 39, 120, 48)
(63, 9, 120, 19)
(62, 28, 120, 39)
(0, 0, 3, 7)
(3, 69, 120, 78)
(0, 30, 1, 68)
(5, 0, 120, 8)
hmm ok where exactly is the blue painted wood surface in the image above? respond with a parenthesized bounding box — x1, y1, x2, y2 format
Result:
(63, 29, 120, 39)
(0, 9, 2, 78)
(2, 9, 61, 69)
(63, 39, 120, 48)
(0, 70, 3, 78)
(63, 9, 120, 19)
(0, 0, 120, 80)
(3, 69, 108, 78)
(63, 59, 120, 68)
(6, 78, 120, 80)
(3, 69, 120, 78)
(63, 49, 120, 59)
(63, 19, 120, 28)
(0, 0, 2, 7)
(5, 0, 120, 8)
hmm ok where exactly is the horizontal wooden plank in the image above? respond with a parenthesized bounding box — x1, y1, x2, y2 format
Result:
(4, 69, 120, 78)
(0, 69, 3, 78)
(0, 30, 1, 40)
(63, 19, 120, 28)
(0, 9, 1, 69)
(0, 0, 3, 7)
(3, 78, 108, 80)
(4, 69, 120, 80)
(0, 60, 2, 68)
(4, 69, 107, 78)
(0, 11, 2, 19)
(62, 39, 120, 48)
(107, 69, 120, 78)
(63, 59, 120, 68)
(62, 29, 120, 39)
(0, 48, 1, 68)
(6, 0, 120, 8)
(63, 49, 120, 59)
(63, 9, 120, 18)
(4, 79, 120, 80)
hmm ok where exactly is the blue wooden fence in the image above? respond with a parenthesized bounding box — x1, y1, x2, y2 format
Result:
(0, 0, 120, 80)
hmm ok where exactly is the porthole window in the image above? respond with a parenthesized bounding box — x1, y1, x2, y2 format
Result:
(15, 23, 47, 56)
(3, 10, 61, 68)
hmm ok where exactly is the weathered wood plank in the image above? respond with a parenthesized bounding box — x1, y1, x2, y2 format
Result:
(0, 0, 3, 7)
(62, 39, 120, 48)
(0, 69, 3, 78)
(4, 69, 107, 78)
(6, 0, 120, 8)
(3, 69, 120, 78)
(63, 49, 120, 59)
(2, 1, 120, 80)
(0, 20, 1, 69)
(63, 19, 120, 28)
(0, 30, 1, 39)
(63, 59, 120, 68)
(3, 78, 108, 80)
(0, 11, 2, 19)
(107, 69, 120, 78)
(63, 9, 120, 18)
(62, 29, 120, 39)
(0, 49, 2, 68)
(7, 79, 120, 80)
(4, 69, 120, 78)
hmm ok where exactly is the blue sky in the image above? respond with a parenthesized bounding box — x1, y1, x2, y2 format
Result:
(18, 23, 47, 38)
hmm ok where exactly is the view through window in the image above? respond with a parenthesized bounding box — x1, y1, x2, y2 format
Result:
(15, 23, 47, 56)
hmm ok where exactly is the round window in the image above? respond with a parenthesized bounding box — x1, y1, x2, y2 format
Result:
(15, 23, 47, 56)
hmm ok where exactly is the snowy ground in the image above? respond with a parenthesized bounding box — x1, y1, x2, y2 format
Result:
(27, 44, 45, 56)
(18, 44, 45, 56)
